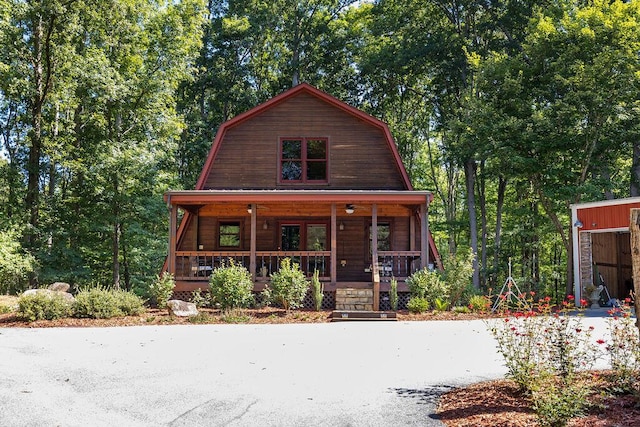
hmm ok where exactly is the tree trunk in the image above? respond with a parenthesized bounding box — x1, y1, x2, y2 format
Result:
(465, 159, 480, 289)
(26, 15, 45, 247)
(493, 176, 507, 288)
(630, 209, 640, 334)
(477, 161, 488, 288)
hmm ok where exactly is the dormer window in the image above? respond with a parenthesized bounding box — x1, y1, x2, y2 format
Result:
(280, 138, 327, 183)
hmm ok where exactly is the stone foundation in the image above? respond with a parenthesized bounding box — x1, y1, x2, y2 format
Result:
(335, 288, 373, 311)
(579, 231, 593, 289)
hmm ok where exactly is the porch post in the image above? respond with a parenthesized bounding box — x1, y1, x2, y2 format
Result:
(331, 203, 337, 285)
(250, 203, 257, 281)
(168, 200, 177, 274)
(372, 204, 380, 311)
(410, 214, 416, 252)
(420, 199, 428, 269)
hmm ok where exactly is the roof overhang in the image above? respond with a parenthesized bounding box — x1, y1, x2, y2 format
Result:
(165, 190, 433, 206)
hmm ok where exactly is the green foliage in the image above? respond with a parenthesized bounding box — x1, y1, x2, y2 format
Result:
(441, 250, 475, 306)
(468, 295, 491, 313)
(0, 230, 36, 295)
(311, 269, 323, 311)
(452, 306, 470, 314)
(406, 268, 448, 306)
(433, 298, 449, 312)
(190, 288, 210, 308)
(17, 292, 72, 321)
(112, 289, 146, 316)
(148, 272, 175, 308)
(72, 287, 144, 319)
(407, 297, 429, 314)
(530, 375, 591, 427)
(389, 277, 398, 311)
(187, 312, 213, 324)
(263, 258, 309, 311)
(208, 260, 254, 311)
(219, 309, 252, 324)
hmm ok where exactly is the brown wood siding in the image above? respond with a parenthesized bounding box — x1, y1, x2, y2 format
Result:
(205, 92, 406, 190)
(578, 202, 640, 231)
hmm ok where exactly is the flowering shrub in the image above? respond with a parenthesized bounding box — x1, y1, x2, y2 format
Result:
(488, 293, 600, 426)
(604, 300, 640, 395)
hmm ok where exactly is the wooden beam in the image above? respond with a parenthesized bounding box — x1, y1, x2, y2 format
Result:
(420, 202, 428, 269)
(250, 203, 257, 281)
(331, 203, 337, 285)
(168, 202, 177, 274)
(410, 214, 416, 252)
(372, 204, 379, 311)
(630, 209, 640, 332)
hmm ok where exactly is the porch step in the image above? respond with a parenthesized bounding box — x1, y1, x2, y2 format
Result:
(331, 310, 397, 322)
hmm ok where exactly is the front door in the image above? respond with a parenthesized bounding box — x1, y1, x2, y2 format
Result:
(280, 222, 327, 275)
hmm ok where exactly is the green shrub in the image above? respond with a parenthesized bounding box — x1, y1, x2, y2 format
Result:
(209, 259, 254, 311)
(407, 297, 430, 313)
(113, 290, 145, 316)
(18, 292, 72, 321)
(263, 258, 309, 311)
(190, 288, 210, 308)
(433, 298, 450, 311)
(0, 304, 12, 314)
(73, 287, 143, 319)
(389, 277, 399, 311)
(453, 305, 470, 313)
(468, 294, 491, 312)
(188, 312, 213, 324)
(311, 269, 323, 311)
(148, 272, 175, 308)
(440, 249, 475, 306)
(406, 268, 448, 305)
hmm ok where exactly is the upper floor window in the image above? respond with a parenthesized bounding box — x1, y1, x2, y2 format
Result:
(280, 138, 327, 183)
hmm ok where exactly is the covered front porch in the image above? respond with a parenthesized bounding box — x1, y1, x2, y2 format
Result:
(165, 190, 438, 310)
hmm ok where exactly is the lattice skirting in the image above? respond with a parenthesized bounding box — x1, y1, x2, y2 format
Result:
(379, 291, 411, 311)
(172, 290, 337, 310)
(172, 290, 411, 310)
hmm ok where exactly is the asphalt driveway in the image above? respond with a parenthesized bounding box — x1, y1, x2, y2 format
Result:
(0, 317, 611, 427)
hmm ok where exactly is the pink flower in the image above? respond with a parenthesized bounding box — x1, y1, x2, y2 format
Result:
(596, 339, 605, 345)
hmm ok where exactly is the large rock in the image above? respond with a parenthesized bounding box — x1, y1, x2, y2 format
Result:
(167, 300, 199, 317)
(48, 282, 71, 293)
(22, 288, 75, 303)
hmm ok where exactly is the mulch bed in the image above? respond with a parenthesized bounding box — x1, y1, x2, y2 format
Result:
(437, 374, 640, 427)
(0, 306, 497, 328)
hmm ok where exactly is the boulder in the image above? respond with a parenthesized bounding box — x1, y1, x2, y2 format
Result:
(48, 282, 71, 293)
(22, 288, 75, 303)
(167, 300, 199, 317)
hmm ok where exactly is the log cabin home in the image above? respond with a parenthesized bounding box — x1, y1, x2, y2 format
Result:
(164, 83, 441, 311)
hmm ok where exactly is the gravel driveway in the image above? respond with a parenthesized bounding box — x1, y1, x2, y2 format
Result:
(0, 318, 610, 426)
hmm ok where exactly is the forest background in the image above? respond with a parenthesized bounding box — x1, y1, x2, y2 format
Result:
(1, 0, 639, 298)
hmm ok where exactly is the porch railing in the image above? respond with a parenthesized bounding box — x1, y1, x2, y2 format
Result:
(174, 250, 330, 281)
(376, 251, 422, 282)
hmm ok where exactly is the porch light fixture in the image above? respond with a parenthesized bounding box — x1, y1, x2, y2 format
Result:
(345, 204, 354, 215)
(574, 220, 583, 228)
(263, 220, 268, 230)
(339, 221, 344, 231)
(247, 204, 252, 214)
